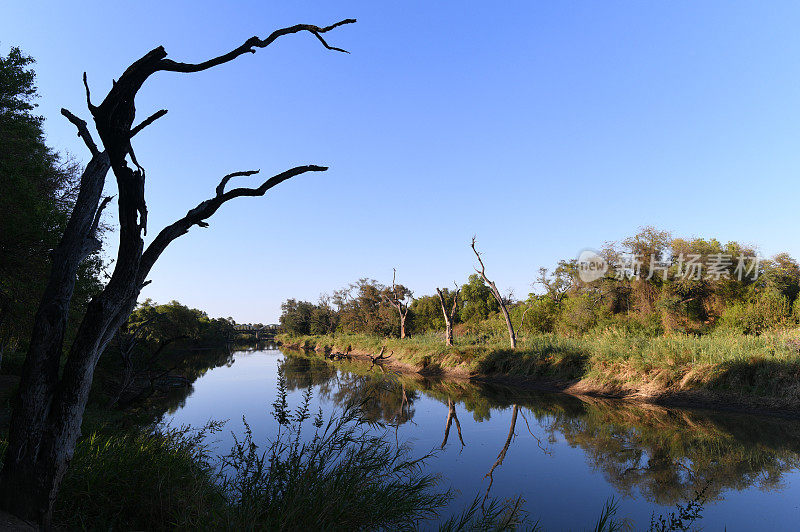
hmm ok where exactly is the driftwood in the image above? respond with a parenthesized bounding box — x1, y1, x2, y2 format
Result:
(326, 345, 352, 360)
(368, 346, 392, 371)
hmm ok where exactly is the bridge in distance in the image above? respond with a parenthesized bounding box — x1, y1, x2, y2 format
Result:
(232, 324, 280, 341)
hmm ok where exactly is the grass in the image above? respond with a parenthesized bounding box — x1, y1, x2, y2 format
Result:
(54, 424, 226, 530)
(278, 328, 800, 405)
(0, 370, 525, 531)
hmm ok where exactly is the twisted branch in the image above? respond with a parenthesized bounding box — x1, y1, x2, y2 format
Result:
(216, 169, 260, 196)
(159, 19, 356, 73)
(138, 164, 326, 284)
(60, 109, 99, 156)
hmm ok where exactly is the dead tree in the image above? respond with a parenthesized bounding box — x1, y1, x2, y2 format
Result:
(435, 284, 460, 346)
(0, 19, 355, 526)
(368, 346, 392, 371)
(384, 268, 412, 339)
(470, 236, 517, 348)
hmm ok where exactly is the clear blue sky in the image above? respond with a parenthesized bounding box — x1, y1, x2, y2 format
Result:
(4, 1, 800, 323)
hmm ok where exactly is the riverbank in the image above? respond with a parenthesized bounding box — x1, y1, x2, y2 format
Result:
(277, 330, 800, 416)
(0, 346, 491, 530)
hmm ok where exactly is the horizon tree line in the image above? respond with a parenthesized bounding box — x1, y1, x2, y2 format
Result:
(280, 227, 800, 343)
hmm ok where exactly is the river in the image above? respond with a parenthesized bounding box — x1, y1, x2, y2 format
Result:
(162, 345, 800, 530)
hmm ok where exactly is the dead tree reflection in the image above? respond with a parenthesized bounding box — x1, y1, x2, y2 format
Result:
(441, 398, 466, 450)
(483, 405, 518, 507)
(482, 405, 552, 507)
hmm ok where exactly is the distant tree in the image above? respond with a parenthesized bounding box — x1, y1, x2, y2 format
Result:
(128, 299, 233, 345)
(409, 294, 445, 333)
(383, 269, 412, 338)
(280, 299, 315, 335)
(0, 48, 103, 359)
(334, 279, 397, 336)
(535, 264, 573, 307)
(459, 274, 499, 323)
(436, 285, 460, 346)
(310, 295, 338, 335)
(470, 237, 516, 348)
(0, 20, 355, 525)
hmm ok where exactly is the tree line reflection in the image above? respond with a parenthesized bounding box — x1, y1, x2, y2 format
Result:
(279, 351, 800, 507)
(148, 348, 800, 510)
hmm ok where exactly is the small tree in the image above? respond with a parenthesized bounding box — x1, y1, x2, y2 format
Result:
(384, 268, 412, 338)
(435, 285, 460, 346)
(470, 236, 516, 348)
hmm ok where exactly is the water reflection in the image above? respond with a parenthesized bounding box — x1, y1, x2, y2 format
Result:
(159, 348, 800, 527)
(279, 351, 800, 509)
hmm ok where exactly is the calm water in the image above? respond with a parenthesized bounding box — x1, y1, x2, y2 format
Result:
(163, 346, 800, 530)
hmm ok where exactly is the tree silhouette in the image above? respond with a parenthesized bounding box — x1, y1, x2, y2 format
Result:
(0, 19, 355, 525)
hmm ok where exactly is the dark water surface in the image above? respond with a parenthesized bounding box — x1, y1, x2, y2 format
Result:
(162, 347, 800, 530)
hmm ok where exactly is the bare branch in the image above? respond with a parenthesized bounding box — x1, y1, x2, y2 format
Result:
(90, 195, 114, 235)
(368, 347, 392, 368)
(82, 72, 95, 110)
(216, 170, 260, 196)
(159, 19, 356, 73)
(138, 164, 326, 285)
(60, 108, 99, 156)
(130, 109, 168, 138)
(471, 235, 487, 276)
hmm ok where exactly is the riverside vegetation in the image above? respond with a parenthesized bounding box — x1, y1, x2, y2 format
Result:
(2, 32, 798, 530)
(0, 46, 532, 529)
(277, 228, 800, 411)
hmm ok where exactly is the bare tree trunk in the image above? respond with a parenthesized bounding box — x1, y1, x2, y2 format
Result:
(385, 268, 411, 339)
(436, 286, 460, 346)
(0, 19, 355, 526)
(470, 237, 516, 349)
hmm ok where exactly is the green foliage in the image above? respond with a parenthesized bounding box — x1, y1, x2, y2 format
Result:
(279, 299, 316, 335)
(459, 274, 500, 323)
(280, 279, 403, 337)
(0, 47, 104, 354)
(557, 293, 607, 335)
(125, 299, 235, 347)
(411, 293, 448, 333)
(719, 288, 792, 335)
(54, 423, 226, 530)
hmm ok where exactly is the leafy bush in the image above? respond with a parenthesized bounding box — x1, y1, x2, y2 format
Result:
(720, 289, 791, 334)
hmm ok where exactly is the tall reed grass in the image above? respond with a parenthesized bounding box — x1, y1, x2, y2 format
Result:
(37, 370, 526, 530)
